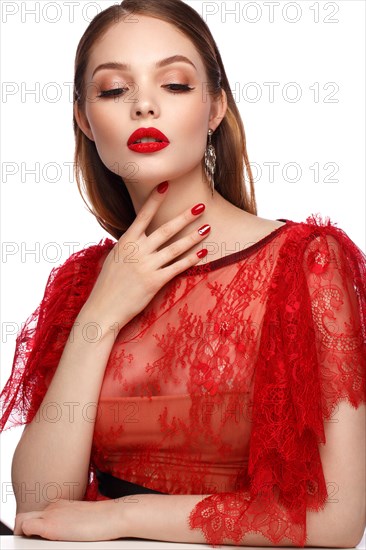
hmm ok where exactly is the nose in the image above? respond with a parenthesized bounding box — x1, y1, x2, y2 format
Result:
(132, 92, 159, 120)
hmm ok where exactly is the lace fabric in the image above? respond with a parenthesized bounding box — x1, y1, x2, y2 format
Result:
(1, 214, 365, 548)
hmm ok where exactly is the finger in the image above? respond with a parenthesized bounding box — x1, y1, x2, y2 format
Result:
(13, 523, 24, 536)
(21, 518, 43, 537)
(14, 511, 42, 536)
(155, 222, 210, 268)
(148, 202, 206, 253)
(127, 181, 169, 238)
(159, 246, 208, 282)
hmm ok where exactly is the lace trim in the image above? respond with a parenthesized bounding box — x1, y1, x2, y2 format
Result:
(0, 237, 116, 431)
(182, 219, 292, 277)
(1, 213, 365, 549)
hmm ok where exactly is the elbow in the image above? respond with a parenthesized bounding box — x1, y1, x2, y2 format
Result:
(307, 503, 365, 548)
(343, 522, 366, 549)
(329, 513, 366, 548)
(340, 532, 365, 549)
(343, 501, 366, 548)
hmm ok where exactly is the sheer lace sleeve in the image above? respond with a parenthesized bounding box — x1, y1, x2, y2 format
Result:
(188, 214, 366, 547)
(303, 216, 366, 415)
(0, 238, 115, 432)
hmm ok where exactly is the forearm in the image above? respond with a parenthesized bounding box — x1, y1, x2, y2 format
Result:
(120, 493, 294, 546)
(12, 307, 117, 513)
(114, 493, 263, 546)
(113, 493, 355, 548)
(115, 493, 212, 545)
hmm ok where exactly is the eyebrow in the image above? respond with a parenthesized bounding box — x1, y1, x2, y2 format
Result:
(91, 55, 197, 78)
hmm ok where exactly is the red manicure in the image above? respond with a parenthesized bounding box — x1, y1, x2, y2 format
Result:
(197, 249, 208, 259)
(197, 224, 211, 236)
(157, 181, 169, 193)
(191, 203, 205, 215)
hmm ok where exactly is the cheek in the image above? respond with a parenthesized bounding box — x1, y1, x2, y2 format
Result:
(88, 108, 120, 143)
(174, 99, 210, 154)
(85, 105, 124, 165)
(181, 120, 209, 161)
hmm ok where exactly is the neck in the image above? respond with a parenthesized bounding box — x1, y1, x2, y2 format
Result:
(123, 164, 253, 263)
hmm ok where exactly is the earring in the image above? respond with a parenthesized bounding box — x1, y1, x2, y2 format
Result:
(204, 128, 216, 197)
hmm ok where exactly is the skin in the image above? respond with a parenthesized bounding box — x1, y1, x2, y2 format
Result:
(14, 14, 290, 540)
(74, 14, 285, 266)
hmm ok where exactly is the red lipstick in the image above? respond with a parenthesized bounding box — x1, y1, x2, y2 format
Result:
(127, 127, 170, 154)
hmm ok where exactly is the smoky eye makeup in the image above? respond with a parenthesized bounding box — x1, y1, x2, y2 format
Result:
(91, 63, 196, 86)
(86, 79, 128, 99)
(97, 83, 195, 99)
(92, 72, 196, 99)
(96, 79, 128, 91)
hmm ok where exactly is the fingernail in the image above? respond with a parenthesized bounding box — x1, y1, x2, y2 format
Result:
(197, 249, 208, 259)
(197, 224, 211, 236)
(157, 181, 169, 193)
(191, 203, 205, 215)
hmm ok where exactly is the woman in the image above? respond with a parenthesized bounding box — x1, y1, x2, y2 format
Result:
(1, 0, 365, 547)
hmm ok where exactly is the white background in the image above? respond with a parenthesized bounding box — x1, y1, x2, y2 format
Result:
(1, 0, 365, 545)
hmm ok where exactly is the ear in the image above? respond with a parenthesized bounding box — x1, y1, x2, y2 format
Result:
(208, 88, 228, 132)
(73, 102, 95, 142)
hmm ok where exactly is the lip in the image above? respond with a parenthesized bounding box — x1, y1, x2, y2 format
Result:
(127, 127, 170, 154)
(127, 127, 170, 146)
(128, 141, 170, 154)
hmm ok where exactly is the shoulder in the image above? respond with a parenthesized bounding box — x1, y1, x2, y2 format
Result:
(245, 211, 364, 256)
(33, 237, 117, 325)
(239, 212, 351, 256)
(45, 237, 116, 290)
(64, 236, 115, 269)
(73, 237, 116, 271)
(277, 213, 359, 243)
(272, 213, 365, 282)
(269, 213, 362, 251)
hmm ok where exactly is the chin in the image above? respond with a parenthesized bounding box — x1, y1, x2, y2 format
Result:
(124, 176, 170, 188)
(124, 170, 180, 187)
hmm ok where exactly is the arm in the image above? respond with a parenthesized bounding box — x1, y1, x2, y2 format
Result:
(12, 221, 365, 546)
(112, 446, 365, 548)
(12, 307, 117, 514)
(4, 241, 118, 513)
(113, 399, 365, 548)
(112, 227, 366, 549)
(15, 414, 365, 548)
(306, 400, 365, 548)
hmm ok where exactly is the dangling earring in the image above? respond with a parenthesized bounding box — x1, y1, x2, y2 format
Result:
(204, 128, 216, 197)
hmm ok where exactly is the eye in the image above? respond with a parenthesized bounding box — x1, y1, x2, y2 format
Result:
(163, 84, 195, 94)
(98, 88, 127, 98)
(98, 84, 194, 98)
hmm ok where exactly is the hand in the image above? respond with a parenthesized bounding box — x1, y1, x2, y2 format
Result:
(82, 181, 210, 331)
(13, 498, 124, 541)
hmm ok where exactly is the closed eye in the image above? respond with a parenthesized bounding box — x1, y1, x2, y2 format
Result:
(164, 84, 195, 94)
(98, 88, 128, 98)
(98, 84, 194, 98)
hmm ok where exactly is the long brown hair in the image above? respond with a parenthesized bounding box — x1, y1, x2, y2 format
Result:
(73, 0, 257, 240)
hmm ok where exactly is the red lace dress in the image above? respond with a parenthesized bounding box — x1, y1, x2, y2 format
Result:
(1, 214, 365, 547)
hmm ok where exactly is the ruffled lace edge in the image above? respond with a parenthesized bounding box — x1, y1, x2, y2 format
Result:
(0, 237, 116, 432)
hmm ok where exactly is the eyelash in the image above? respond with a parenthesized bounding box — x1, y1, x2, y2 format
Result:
(98, 84, 194, 98)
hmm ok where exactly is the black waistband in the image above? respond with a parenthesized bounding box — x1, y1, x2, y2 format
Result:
(95, 467, 166, 499)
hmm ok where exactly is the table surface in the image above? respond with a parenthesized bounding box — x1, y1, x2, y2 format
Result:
(0, 536, 240, 549)
(0, 536, 361, 550)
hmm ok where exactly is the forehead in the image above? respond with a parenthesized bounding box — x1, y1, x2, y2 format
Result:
(86, 14, 205, 80)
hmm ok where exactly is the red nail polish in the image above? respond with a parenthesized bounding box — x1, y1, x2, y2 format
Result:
(157, 181, 169, 193)
(197, 249, 208, 259)
(191, 203, 205, 215)
(198, 224, 211, 236)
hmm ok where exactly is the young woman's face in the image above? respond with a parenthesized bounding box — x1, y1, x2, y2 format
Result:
(77, 14, 222, 188)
